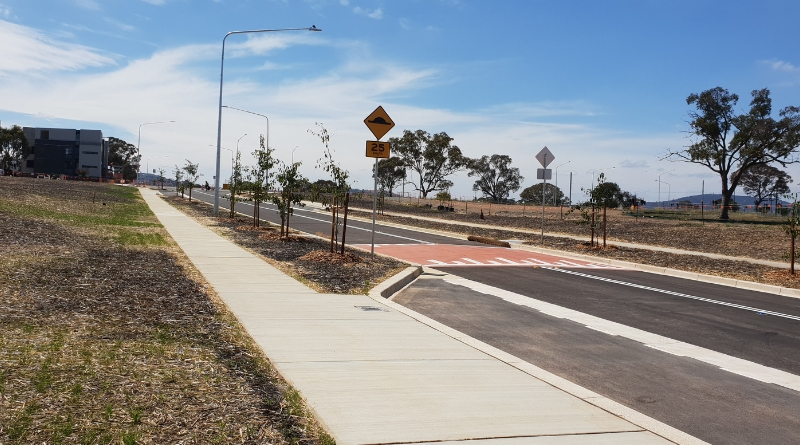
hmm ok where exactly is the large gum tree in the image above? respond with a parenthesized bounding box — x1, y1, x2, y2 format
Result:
(668, 87, 800, 220)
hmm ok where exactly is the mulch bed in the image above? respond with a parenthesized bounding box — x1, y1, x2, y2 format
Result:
(163, 195, 407, 294)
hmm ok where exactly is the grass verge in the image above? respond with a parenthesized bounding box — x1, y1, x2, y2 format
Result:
(0, 177, 332, 444)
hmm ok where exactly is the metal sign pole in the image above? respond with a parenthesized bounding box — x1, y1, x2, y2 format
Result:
(541, 153, 546, 246)
(371, 156, 378, 256)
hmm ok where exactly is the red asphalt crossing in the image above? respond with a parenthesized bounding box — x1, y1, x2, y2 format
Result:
(353, 243, 627, 269)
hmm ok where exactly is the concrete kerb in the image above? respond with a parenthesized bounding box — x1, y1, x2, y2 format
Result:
(366, 285, 708, 445)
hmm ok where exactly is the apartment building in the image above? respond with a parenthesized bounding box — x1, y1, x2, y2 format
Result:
(22, 127, 109, 178)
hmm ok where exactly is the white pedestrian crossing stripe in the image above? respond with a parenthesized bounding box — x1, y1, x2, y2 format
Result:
(426, 257, 624, 269)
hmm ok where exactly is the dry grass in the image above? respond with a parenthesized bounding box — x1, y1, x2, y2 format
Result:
(348, 198, 790, 262)
(0, 177, 333, 445)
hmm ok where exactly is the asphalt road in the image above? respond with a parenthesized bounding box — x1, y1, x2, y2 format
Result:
(393, 270, 800, 445)
(178, 188, 800, 444)
(190, 189, 472, 246)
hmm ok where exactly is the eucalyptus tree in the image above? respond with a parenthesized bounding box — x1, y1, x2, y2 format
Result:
(667, 87, 800, 220)
(182, 160, 201, 202)
(388, 129, 468, 198)
(468, 154, 523, 203)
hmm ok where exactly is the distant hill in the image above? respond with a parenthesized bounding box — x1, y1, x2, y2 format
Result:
(646, 193, 789, 208)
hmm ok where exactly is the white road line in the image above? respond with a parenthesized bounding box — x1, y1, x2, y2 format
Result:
(461, 258, 484, 265)
(441, 274, 800, 393)
(428, 259, 449, 265)
(495, 257, 519, 265)
(548, 268, 800, 322)
(525, 258, 551, 265)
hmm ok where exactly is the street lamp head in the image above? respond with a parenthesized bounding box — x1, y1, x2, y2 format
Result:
(308, 25, 321, 31)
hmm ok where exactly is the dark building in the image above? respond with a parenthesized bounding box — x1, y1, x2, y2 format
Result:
(22, 127, 109, 178)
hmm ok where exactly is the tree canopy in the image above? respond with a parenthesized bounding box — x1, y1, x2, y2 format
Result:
(388, 129, 468, 198)
(374, 156, 406, 197)
(0, 125, 31, 172)
(519, 183, 568, 205)
(108, 137, 138, 180)
(667, 87, 800, 219)
(738, 164, 792, 209)
(468, 154, 523, 203)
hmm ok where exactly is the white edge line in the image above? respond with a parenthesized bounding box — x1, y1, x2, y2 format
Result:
(368, 278, 710, 445)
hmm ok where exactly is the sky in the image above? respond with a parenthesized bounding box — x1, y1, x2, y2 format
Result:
(1, 0, 799, 204)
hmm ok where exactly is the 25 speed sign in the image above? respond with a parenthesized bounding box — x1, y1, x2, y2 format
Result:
(366, 140, 391, 158)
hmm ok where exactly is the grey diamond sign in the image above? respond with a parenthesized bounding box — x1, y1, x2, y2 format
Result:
(535, 146, 554, 168)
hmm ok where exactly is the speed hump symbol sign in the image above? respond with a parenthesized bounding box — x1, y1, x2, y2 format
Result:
(366, 141, 391, 158)
(364, 106, 395, 140)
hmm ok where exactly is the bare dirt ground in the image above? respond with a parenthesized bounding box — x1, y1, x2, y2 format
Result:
(0, 177, 333, 445)
(345, 198, 800, 290)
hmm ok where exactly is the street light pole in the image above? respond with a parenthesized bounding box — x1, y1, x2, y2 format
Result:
(655, 169, 675, 209)
(553, 160, 571, 206)
(214, 25, 321, 216)
(222, 105, 269, 155)
(137, 120, 175, 185)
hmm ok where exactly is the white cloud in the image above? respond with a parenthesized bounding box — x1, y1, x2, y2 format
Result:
(0, 20, 116, 74)
(0, 4, 12, 19)
(339, 0, 349, 5)
(0, 20, 692, 202)
(398, 18, 410, 30)
(353, 6, 383, 19)
(619, 159, 649, 169)
(141, 0, 167, 5)
(766, 59, 800, 73)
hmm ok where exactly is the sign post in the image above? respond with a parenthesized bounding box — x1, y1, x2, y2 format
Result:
(535, 146, 555, 246)
(364, 106, 395, 256)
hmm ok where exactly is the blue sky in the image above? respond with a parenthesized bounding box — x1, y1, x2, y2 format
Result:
(1, 0, 799, 203)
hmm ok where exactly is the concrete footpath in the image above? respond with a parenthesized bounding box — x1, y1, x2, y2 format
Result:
(141, 189, 697, 445)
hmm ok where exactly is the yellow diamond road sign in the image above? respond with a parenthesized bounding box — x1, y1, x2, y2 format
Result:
(364, 106, 395, 140)
(366, 141, 391, 158)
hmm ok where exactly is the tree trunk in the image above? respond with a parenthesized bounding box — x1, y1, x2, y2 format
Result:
(590, 205, 595, 247)
(330, 196, 337, 253)
(603, 205, 607, 248)
(719, 176, 734, 220)
(341, 193, 350, 255)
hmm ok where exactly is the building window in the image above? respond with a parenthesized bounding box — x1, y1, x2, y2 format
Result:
(81, 151, 99, 155)
(26, 160, 34, 168)
(81, 165, 98, 169)
(41, 130, 49, 140)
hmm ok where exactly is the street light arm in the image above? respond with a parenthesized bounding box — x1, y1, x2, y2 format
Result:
(222, 106, 270, 151)
(214, 25, 321, 215)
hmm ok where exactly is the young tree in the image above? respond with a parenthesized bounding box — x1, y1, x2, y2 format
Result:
(182, 160, 200, 202)
(272, 160, 306, 238)
(310, 123, 351, 250)
(374, 156, 406, 197)
(468, 154, 523, 203)
(248, 134, 276, 226)
(520, 183, 569, 205)
(667, 87, 800, 220)
(0, 125, 31, 172)
(225, 151, 246, 217)
(738, 164, 792, 210)
(157, 168, 166, 190)
(173, 165, 185, 197)
(388, 129, 468, 198)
